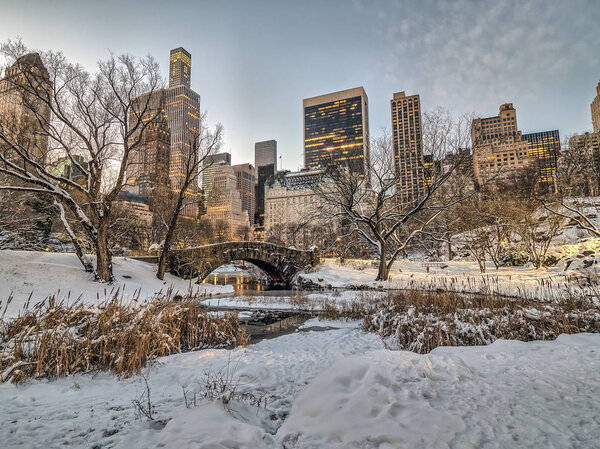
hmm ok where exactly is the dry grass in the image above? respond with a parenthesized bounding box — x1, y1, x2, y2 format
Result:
(0, 292, 248, 383)
(361, 290, 600, 354)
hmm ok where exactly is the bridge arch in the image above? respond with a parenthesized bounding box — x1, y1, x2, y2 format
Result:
(168, 241, 320, 286)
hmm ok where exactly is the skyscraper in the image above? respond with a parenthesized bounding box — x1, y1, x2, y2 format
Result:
(232, 163, 256, 226)
(130, 47, 201, 218)
(522, 130, 560, 192)
(255, 139, 277, 168)
(127, 114, 171, 197)
(201, 164, 250, 241)
(254, 139, 277, 227)
(592, 80, 600, 133)
(391, 91, 425, 203)
(0, 53, 51, 167)
(303, 87, 370, 176)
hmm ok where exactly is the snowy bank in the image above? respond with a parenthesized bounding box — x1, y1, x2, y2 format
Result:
(0, 250, 233, 318)
(278, 333, 600, 448)
(298, 257, 596, 300)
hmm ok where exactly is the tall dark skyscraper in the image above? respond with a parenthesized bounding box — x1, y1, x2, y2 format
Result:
(254, 140, 277, 227)
(391, 91, 425, 203)
(169, 47, 191, 88)
(130, 47, 201, 218)
(522, 130, 560, 192)
(303, 87, 370, 176)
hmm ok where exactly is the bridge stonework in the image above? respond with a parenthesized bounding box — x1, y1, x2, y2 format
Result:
(167, 241, 320, 285)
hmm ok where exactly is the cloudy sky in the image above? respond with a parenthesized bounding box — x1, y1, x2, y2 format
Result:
(1, 0, 599, 170)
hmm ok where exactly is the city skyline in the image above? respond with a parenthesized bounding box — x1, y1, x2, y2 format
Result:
(1, 0, 598, 171)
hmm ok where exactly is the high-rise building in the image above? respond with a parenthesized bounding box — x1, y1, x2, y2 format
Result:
(201, 164, 250, 240)
(255, 139, 277, 168)
(254, 140, 277, 227)
(303, 87, 370, 176)
(232, 163, 256, 226)
(201, 152, 231, 213)
(592, 80, 600, 133)
(522, 130, 560, 192)
(130, 47, 201, 218)
(169, 47, 191, 88)
(127, 113, 171, 197)
(472, 103, 537, 191)
(391, 91, 425, 203)
(0, 53, 51, 168)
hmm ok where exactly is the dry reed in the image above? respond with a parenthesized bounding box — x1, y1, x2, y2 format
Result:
(0, 292, 248, 383)
(361, 290, 600, 354)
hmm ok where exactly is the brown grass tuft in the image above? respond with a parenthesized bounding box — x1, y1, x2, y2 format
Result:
(0, 293, 248, 383)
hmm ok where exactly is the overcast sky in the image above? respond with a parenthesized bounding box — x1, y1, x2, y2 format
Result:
(1, 0, 599, 170)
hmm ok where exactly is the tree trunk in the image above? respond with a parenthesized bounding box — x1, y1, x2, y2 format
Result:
(157, 201, 182, 280)
(95, 218, 113, 282)
(375, 242, 389, 281)
(448, 241, 453, 261)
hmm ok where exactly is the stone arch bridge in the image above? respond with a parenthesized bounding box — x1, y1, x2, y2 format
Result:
(164, 241, 320, 286)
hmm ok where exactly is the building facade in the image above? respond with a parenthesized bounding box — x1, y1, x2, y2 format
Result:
(232, 163, 256, 226)
(0, 53, 51, 168)
(391, 91, 425, 203)
(264, 169, 329, 247)
(254, 139, 277, 227)
(130, 47, 201, 218)
(127, 114, 171, 198)
(471, 103, 537, 191)
(522, 130, 560, 192)
(592, 81, 600, 134)
(201, 152, 231, 213)
(303, 87, 370, 176)
(201, 164, 250, 241)
(255, 139, 277, 168)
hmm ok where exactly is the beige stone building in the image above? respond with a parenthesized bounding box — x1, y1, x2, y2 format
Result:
(472, 103, 537, 190)
(201, 164, 250, 240)
(0, 53, 51, 168)
(264, 169, 332, 247)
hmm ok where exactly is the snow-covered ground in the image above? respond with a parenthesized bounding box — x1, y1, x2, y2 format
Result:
(1, 321, 598, 448)
(298, 254, 598, 300)
(0, 250, 233, 318)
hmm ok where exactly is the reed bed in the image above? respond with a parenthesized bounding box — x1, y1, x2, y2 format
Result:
(361, 290, 600, 354)
(0, 292, 248, 383)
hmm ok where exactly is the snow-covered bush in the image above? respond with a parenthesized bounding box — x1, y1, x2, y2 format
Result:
(362, 290, 600, 354)
(500, 245, 529, 267)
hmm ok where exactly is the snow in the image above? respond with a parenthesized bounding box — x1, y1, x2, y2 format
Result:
(0, 250, 233, 318)
(3, 330, 597, 448)
(298, 257, 596, 300)
(0, 320, 384, 448)
(278, 334, 600, 448)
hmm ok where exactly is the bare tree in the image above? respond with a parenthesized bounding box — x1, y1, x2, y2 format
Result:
(558, 133, 600, 197)
(540, 197, 600, 238)
(0, 39, 162, 281)
(156, 122, 222, 280)
(514, 206, 563, 269)
(314, 109, 474, 281)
